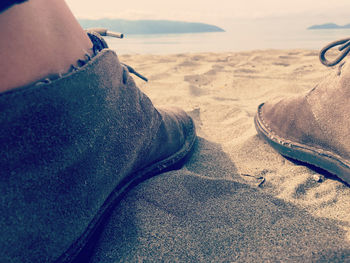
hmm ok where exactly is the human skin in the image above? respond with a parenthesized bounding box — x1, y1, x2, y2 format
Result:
(0, 0, 93, 92)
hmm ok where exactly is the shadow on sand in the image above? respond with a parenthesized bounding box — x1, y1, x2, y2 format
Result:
(76, 137, 350, 262)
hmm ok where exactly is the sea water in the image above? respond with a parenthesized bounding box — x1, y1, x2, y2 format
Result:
(104, 19, 350, 54)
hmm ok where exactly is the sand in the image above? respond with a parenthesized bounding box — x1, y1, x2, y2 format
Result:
(86, 50, 350, 262)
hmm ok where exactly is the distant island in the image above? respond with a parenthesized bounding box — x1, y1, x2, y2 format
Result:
(308, 23, 350, 30)
(78, 19, 225, 35)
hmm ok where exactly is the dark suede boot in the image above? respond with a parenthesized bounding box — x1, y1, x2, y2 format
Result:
(0, 32, 196, 262)
(255, 38, 350, 185)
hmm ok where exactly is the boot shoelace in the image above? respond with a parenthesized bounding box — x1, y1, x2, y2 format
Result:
(87, 28, 148, 82)
(319, 38, 350, 67)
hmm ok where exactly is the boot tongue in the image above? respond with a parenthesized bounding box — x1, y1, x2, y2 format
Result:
(86, 28, 124, 53)
(86, 30, 110, 53)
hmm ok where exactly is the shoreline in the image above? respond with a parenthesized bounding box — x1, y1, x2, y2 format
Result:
(117, 48, 320, 56)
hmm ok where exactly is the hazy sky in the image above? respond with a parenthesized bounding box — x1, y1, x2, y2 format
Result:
(65, 0, 350, 27)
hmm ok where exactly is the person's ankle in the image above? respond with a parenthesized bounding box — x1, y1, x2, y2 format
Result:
(0, 0, 93, 92)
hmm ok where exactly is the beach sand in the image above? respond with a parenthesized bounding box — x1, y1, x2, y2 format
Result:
(88, 50, 350, 262)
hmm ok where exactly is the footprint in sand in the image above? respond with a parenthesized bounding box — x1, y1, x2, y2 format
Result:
(234, 68, 257, 74)
(212, 64, 226, 71)
(191, 55, 206, 61)
(304, 51, 318, 57)
(189, 85, 208, 97)
(213, 97, 239, 102)
(293, 64, 314, 74)
(205, 69, 218, 76)
(179, 60, 200, 67)
(273, 62, 290, 67)
(184, 74, 211, 86)
(279, 55, 292, 59)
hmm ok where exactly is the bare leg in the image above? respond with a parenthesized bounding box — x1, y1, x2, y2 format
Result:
(0, 0, 93, 92)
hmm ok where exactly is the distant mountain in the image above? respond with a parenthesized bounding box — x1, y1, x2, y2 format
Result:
(79, 19, 225, 35)
(308, 23, 350, 30)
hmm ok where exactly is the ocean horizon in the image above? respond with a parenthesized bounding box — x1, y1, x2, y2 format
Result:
(104, 20, 350, 54)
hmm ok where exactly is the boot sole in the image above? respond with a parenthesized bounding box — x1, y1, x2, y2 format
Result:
(255, 103, 350, 185)
(57, 119, 197, 263)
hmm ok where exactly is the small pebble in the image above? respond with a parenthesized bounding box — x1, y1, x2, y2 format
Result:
(312, 174, 325, 183)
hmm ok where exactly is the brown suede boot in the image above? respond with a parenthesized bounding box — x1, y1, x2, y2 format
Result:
(255, 38, 350, 185)
(0, 31, 196, 262)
